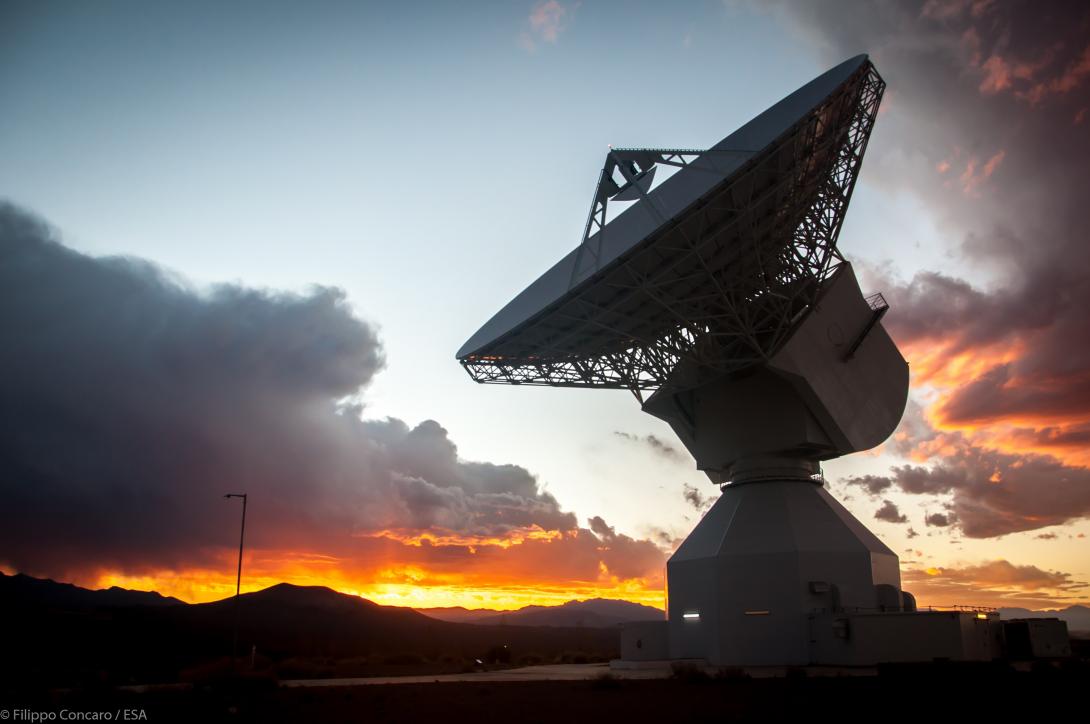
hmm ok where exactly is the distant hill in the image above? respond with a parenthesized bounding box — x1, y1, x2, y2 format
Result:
(418, 599, 1089, 630)
(413, 605, 498, 624)
(0, 571, 184, 608)
(418, 598, 664, 627)
(998, 604, 1090, 632)
(0, 573, 619, 688)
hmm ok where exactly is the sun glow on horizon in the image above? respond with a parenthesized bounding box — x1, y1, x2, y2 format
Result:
(78, 564, 1089, 613)
(77, 526, 669, 609)
(90, 567, 667, 610)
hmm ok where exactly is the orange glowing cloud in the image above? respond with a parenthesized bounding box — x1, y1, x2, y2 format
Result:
(71, 520, 668, 610)
(891, 325, 1090, 466)
(903, 559, 1088, 609)
(360, 526, 564, 549)
(901, 338, 1022, 390)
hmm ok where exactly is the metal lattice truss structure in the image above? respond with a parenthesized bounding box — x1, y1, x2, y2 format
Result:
(461, 63, 885, 398)
(577, 148, 707, 250)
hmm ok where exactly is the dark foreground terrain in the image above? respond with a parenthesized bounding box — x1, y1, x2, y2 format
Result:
(0, 573, 618, 689)
(5, 572, 1088, 723)
(6, 662, 1088, 724)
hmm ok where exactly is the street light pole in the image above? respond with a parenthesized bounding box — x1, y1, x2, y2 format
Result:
(224, 492, 247, 665)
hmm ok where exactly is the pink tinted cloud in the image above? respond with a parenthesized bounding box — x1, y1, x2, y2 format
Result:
(531, 0, 566, 42)
(978, 55, 1012, 94)
(978, 51, 1053, 96)
(981, 148, 1005, 178)
(520, 1, 569, 52)
(959, 149, 1005, 195)
(921, 0, 994, 24)
(951, 5, 1083, 105)
(1019, 44, 1090, 104)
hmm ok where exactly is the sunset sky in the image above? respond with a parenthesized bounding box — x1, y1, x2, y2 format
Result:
(2, 0, 1088, 612)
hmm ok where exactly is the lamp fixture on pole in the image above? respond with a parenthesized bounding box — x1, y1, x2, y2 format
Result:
(224, 492, 247, 665)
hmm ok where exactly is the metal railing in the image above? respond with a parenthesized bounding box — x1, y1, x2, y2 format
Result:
(810, 604, 998, 614)
(864, 291, 888, 312)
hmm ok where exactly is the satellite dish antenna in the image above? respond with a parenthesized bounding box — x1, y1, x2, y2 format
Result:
(458, 56, 922, 667)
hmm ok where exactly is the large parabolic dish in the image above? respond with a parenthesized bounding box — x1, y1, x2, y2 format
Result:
(458, 55, 885, 395)
(453, 56, 956, 669)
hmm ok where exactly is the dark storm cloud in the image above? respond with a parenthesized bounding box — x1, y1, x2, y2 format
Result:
(0, 202, 591, 579)
(905, 442, 1090, 537)
(582, 514, 669, 579)
(587, 516, 615, 539)
(682, 483, 704, 510)
(925, 511, 957, 528)
(774, 0, 1090, 537)
(875, 500, 908, 524)
(892, 464, 962, 496)
(834, 433, 1090, 537)
(845, 474, 894, 496)
(613, 431, 688, 463)
(845, 400, 1090, 536)
(681, 482, 718, 514)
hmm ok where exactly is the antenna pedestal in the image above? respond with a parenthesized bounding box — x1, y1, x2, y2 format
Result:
(724, 456, 818, 484)
(637, 263, 912, 665)
(666, 479, 902, 666)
